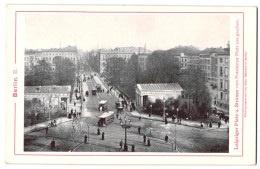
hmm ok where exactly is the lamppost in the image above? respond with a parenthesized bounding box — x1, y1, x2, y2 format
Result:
(72, 120, 76, 150)
(87, 123, 90, 142)
(120, 116, 132, 151)
(163, 98, 166, 121)
(149, 119, 153, 137)
(175, 108, 179, 150)
(149, 104, 152, 117)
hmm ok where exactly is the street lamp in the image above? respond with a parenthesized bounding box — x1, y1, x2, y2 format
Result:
(72, 121, 76, 150)
(149, 104, 152, 117)
(149, 119, 153, 137)
(120, 116, 132, 151)
(175, 108, 179, 150)
(163, 98, 166, 121)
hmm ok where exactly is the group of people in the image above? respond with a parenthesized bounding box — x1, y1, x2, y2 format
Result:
(69, 109, 81, 119)
(143, 134, 151, 146)
(50, 119, 57, 127)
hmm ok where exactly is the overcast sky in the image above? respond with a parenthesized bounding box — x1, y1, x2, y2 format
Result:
(25, 14, 229, 51)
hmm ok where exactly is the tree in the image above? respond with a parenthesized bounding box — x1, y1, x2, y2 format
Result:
(53, 56, 76, 85)
(144, 50, 180, 83)
(103, 57, 126, 87)
(179, 67, 211, 119)
(25, 59, 53, 86)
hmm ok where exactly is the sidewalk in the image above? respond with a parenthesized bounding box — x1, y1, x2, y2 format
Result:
(130, 110, 229, 129)
(24, 116, 72, 134)
(92, 73, 229, 130)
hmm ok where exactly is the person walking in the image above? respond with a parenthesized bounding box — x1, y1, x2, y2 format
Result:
(97, 128, 100, 135)
(138, 126, 141, 135)
(51, 139, 55, 150)
(84, 135, 88, 143)
(209, 121, 213, 128)
(120, 139, 123, 150)
(218, 121, 221, 128)
(165, 134, 169, 142)
(131, 144, 135, 152)
(147, 138, 151, 146)
(45, 126, 48, 134)
(165, 118, 168, 124)
(116, 113, 119, 119)
(143, 134, 146, 143)
(74, 101, 76, 106)
(102, 132, 105, 140)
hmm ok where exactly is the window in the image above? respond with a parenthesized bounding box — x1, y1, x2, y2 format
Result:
(220, 92, 223, 100)
(225, 58, 228, 63)
(220, 81, 223, 89)
(225, 67, 228, 76)
(225, 93, 228, 101)
(220, 58, 223, 63)
(220, 66, 223, 76)
(225, 80, 228, 90)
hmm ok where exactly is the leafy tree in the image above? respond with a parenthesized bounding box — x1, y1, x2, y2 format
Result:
(144, 50, 180, 83)
(103, 57, 126, 87)
(53, 56, 76, 85)
(179, 67, 211, 119)
(25, 59, 53, 86)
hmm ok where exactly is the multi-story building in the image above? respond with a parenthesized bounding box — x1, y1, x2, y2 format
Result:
(25, 50, 36, 72)
(99, 46, 151, 74)
(25, 46, 78, 71)
(215, 52, 230, 115)
(99, 49, 134, 74)
(198, 54, 212, 82)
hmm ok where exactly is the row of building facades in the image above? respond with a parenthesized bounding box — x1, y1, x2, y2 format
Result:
(24, 45, 229, 116)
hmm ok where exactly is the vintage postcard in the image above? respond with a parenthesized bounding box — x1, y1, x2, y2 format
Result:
(5, 5, 257, 165)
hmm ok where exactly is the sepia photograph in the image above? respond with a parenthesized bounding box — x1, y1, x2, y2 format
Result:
(23, 13, 230, 153)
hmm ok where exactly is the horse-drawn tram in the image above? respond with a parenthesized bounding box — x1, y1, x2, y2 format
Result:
(98, 111, 115, 127)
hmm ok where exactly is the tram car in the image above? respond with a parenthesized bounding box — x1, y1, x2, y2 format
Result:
(96, 84, 102, 92)
(98, 111, 115, 127)
(98, 100, 108, 111)
(92, 88, 97, 95)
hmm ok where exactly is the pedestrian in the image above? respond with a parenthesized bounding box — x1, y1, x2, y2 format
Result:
(132, 144, 135, 152)
(54, 119, 57, 126)
(209, 121, 212, 128)
(51, 139, 55, 150)
(179, 118, 182, 124)
(165, 134, 168, 142)
(143, 134, 146, 143)
(138, 126, 141, 135)
(74, 101, 76, 106)
(84, 135, 88, 143)
(102, 132, 105, 140)
(97, 127, 100, 135)
(71, 109, 73, 114)
(99, 106, 102, 113)
(45, 126, 48, 134)
(218, 121, 221, 128)
(80, 105, 82, 110)
(165, 118, 168, 124)
(201, 122, 204, 127)
(120, 139, 123, 149)
(147, 138, 151, 146)
(116, 113, 119, 119)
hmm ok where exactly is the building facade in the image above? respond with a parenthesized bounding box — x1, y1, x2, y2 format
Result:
(215, 52, 230, 115)
(135, 83, 183, 108)
(25, 46, 78, 71)
(24, 85, 71, 112)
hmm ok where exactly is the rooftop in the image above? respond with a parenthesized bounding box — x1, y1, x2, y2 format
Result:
(25, 85, 71, 94)
(137, 83, 183, 91)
